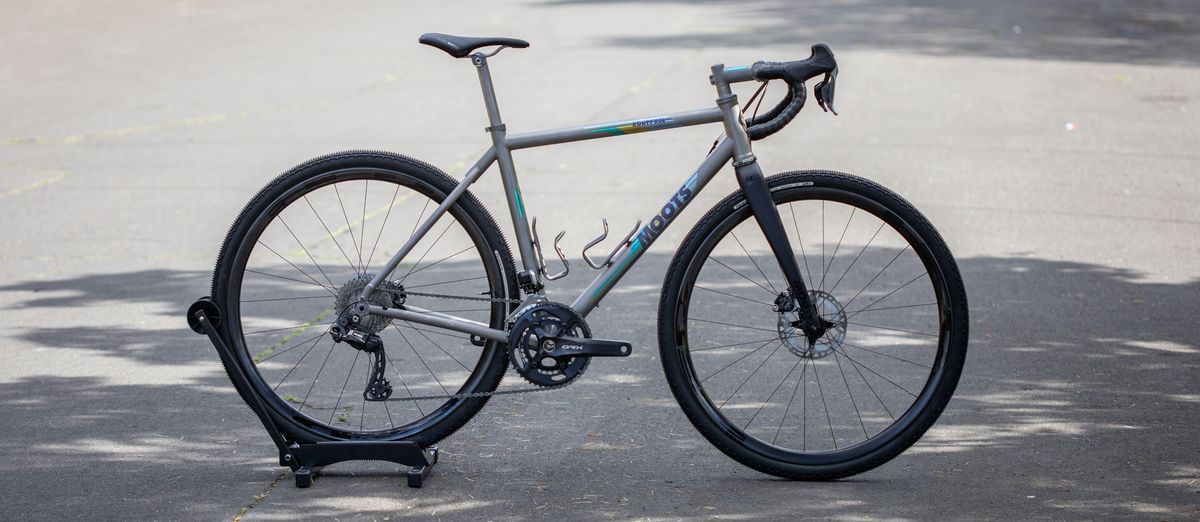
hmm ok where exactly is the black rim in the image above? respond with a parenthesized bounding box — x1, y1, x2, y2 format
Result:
(674, 182, 955, 465)
(223, 167, 508, 439)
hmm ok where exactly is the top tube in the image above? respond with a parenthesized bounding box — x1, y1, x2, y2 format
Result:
(505, 107, 723, 150)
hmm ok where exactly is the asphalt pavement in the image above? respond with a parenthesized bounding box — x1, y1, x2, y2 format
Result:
(1, 1, 1198, 520)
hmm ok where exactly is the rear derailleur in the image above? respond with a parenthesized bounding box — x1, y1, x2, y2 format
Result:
(330, 302, 392, 402)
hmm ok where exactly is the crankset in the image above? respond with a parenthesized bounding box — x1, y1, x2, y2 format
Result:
(507, 301, 631, 388)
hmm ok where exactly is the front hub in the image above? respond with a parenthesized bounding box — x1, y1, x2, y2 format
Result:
(778, 290, 847, 359)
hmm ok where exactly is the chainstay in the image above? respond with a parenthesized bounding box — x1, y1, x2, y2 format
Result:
(386, 287, 574, 401)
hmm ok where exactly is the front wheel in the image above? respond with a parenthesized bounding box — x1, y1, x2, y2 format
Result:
(658, 171, 968, 480)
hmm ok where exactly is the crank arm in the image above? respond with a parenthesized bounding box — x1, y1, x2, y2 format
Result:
(544, 336, 632, 358)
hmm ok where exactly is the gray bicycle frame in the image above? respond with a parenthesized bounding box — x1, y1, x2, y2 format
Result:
(362, 53, 758, 343)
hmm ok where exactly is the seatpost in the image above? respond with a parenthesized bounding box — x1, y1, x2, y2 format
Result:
(471, 53, 543, 292)
(710, 64, 828, 340)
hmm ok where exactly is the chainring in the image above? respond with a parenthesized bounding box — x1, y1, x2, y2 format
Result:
(507, 302, 591, 388)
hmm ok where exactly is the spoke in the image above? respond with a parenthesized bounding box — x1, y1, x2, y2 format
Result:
(406, 275, 488, 289)
(833, 350, 869, 440)
(329, 350, 361, 424)
(402, 245, 474, 282)
(689, 318, 777, 334)
(398, 322, 471, 372)
(773, 357, 809, 445)
(395, 221, 453, 282)
(254, 331, 328, 364)
(366, 183, 403, 272)
(821, 208, 855, 291)
(694, 285, 774, 307)
(711, 257, 777, 296)
(828, 222, 885, 295)
(840, 341, 931, 369)
(731, 230, 778, 294)
(820, 201, 825, 291)
(383, 349, 425, 416)
(254, 241, 338, 296)
(273, 332, 327, 391)
(844, 272, 930, 321)
(361, 181, 369, 270)
(689, 337, 778, 353)
(846, 348, 895, 421)
(803, 357, 808, 451)
(333, 184, 364, 272)
(243, 321, 334, 336)
(298, 337, 338, 412)
(304, 195, 360, 275)
(840, 245, 910, 312)
(700, 339, 776, 384)
(244, 269, 337, 292)
(278, 216, 339, 289)
(838, 349, 918, 398)
(383, 395, 395, 429)
(812, 358, 837, 449)
(789, 203, 816, 286)
(391, 322, 473, 341)
(846, 302, 937, 315)
(360, 385, 367, 430)
(848, 321, 939, 338)
(393, 324, 450, 395)
(720, 342, 784, 408)
(242, 294, 331, 303)
(745, 357, 803, 430)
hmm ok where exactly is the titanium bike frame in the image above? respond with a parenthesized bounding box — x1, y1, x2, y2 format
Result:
(360, 54, 791, 343)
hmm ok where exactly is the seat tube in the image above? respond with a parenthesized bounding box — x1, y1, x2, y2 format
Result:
(711, 64, 823, 332)
(473, 54, 541, 287)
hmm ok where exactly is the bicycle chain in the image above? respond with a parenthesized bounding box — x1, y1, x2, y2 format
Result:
(383, 288, 582, 402)
(402, 289, 521, 304)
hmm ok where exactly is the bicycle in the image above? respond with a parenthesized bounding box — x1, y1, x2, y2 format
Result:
(204, 33, 969, 480)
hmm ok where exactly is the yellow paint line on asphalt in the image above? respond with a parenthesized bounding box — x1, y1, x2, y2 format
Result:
(285, 191, 418, 257)
(0, 113, 239, 146)
(252, 307, 334, 363)
(0, 64, 408, 147)
(0, 168, 70, 198)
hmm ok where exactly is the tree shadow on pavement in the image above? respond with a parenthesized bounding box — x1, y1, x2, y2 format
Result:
(543, 0, 1200, 67)
(0, 252, 1196, 519)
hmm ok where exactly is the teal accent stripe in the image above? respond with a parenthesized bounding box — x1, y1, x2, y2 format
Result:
(592, 239, 642, 297)
(514, 189, 525, 218)
(589, 127, 625, 136)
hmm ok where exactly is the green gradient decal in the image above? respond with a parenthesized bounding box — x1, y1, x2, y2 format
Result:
(588, 116, 676, 136)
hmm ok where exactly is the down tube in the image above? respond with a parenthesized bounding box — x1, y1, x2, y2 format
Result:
(571, 138, 735, 316)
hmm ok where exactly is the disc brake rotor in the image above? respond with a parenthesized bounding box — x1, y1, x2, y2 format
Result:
(778, 290, 847, 359)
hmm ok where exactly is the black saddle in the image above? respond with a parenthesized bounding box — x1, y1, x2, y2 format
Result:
(418, 33, 529, 58)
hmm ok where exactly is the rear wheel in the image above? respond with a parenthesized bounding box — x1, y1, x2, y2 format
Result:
(658, 171, 968, 479)
(211, 151, 517, 445)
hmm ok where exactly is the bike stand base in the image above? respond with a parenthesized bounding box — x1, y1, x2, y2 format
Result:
(289, 442, 439, 488)
(188, 297, 441, 490)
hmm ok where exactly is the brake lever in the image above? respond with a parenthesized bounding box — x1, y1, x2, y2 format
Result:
(814, 67, 838, 116)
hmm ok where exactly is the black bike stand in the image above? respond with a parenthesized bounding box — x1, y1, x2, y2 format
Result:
(187, 297, 439, 488)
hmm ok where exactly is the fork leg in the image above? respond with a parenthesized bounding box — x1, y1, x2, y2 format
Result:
(734, 161, 826, 339)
